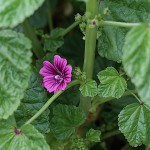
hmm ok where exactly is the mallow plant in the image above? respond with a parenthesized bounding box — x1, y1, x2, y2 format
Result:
(0, 0, 150, 149)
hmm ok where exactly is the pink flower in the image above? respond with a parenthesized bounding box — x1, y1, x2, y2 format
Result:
(39, 55, 72, 93)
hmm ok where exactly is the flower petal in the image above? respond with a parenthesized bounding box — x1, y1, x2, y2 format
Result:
(63, 65, 72, 83)
(54, 81, 67, 93)
(39, 61, 56, 77)
(54, 55, 67, 72)
(43, 76, 58, 92)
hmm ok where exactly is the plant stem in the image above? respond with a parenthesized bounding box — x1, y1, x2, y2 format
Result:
(79, 0, 98, 113)
(89, 90, 136, 112)
(23, 19, 44, 58)
(61, 20, 81, 37)
(25, 80, 80, 125)
(127, 90, 142, 103)
(46, 0, 53, 31)
(83, 0, 98, 79)
(99, 21, 142, 28)
(102, 130, 121, 140)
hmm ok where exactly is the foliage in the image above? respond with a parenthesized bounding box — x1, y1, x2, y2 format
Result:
(80, 80, 98, 97)
(86, 128, 101, 142)
(97, 67, 127, 99)
(122, 24, 150, 106)
(0, 0, 150, 149)
(50, 104, 86, 140)
(118, 103, 150, 147)
(15, 67, 50, 134)
(0, 0, 44, 28)
(0, 30, 32, 119)
(0, 121, 50, 150)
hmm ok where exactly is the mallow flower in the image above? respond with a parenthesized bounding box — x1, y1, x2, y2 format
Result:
(39, 55, 72, 93)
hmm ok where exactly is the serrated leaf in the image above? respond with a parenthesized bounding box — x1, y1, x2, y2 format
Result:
(0, 0, 44, 28)
(122, 24, 150, 106)
(50, 104, 86, 140)
(98, 26, 127, 62)
(86, 128, 101, 142)
(0, 122, 50, 150)
(101, 0, 150, 23)
(0, 30, 32, 119)
(98, 0, 150, 62)
(44, 28, 65, 52)
(15, 68, 50, 134)
(97, 67, 127, 98)
(80, 80, 98, 97)
(118, 103, 150, 147)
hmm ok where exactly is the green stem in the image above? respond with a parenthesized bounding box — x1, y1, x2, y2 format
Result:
(127, 90, 142, 103)
(100, 21, 141, 28)
(23, 19, 44, 58)
(25, 80, 80, 125)
(79, 0, 98, 113)
(102, 130, 121, 140)
(89, 90, 136, 112)
(83, 0, 98, 79)
(46, 0, 53, 31)
(61, 21, 81, 37)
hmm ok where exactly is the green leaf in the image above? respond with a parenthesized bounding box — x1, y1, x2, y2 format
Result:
(98, 26, 127, 62)
(0, 122, 50, 150)
(98, 0, 150, 62)
(122, 24, 150, 106)
(80, 80, 98, 97)
(44, 28, 65, 52)
(50, 104, 86, 140)
(118, 103, 150, 147)
(86, 128, 101, 142)
(97, 67, 127, 98)
(0, 30, 32, 119)
(15, 68, 50, 134)
(0, 0, 44, 28)
(100, 0, 150, 23)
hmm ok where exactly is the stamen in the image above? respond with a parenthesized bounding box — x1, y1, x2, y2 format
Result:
(54, 75, 63, 83)
(55, 75, 60, 80)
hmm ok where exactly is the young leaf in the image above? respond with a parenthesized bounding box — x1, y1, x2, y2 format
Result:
(0, 30, 32, 119)
(50, 104, 86, 140)
(118, 103, 150, 147)
(86, 128, 101, 142)
(122, 24, 150, 106)
(15, 68, 50, 134)
(0, 0, 44, 28)
(97, 67, 127, 98)
(80, 80, 98, 97)
(44, 28, 65, 52)
(0, 122, 50, 150)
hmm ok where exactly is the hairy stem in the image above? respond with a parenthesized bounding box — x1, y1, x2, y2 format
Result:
(89, 90, 137, 112)
(25, 80, 80, 125)
(46, 0, 53, 31)
(61, 20, 81, 37)
(99, 21, 142, 28)
(23, 19, 44, 58)
(79, 0, 98, 113)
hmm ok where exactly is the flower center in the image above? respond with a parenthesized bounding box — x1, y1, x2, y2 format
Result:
(14, 128, 22, 135)
(54, 75, 63, 83)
